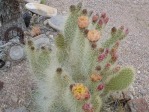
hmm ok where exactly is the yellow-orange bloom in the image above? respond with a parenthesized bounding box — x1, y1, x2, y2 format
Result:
(71, 83, 90, 100)
(87, 30, 100, 42)
(91, 74, 102, 82)
(78, 16, 89, 28)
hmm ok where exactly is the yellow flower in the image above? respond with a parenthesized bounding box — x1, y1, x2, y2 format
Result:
(71, 83, 90, 100)
(90, 74, 102, 82)
(87, 30, 101, 42)
(78, 16, 89, 28)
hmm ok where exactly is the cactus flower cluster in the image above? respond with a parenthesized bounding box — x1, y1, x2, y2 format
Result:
(26, 2, 135, 112)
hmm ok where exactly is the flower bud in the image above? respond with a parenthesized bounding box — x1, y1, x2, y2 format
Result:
(104, 17, 109, 24)
(111, 27, 117, 34)
(101, 12, 106, 19)
(91, 74, 102, 82)
(30, 46, 35, 51)
(87, 30, 101, 42)
(98, 19, 103, 27)
(97, 84, 104, 91)
(105, 48, 109, 55)
(125, 28, 129, 36)
(98, 48, 104, 54)
(70, 5, 76, 12)
(92, 14, 99, 22)
(78, 16, 89, 29)
(84, 29, 89, 35)
(95, 66, 101, 71)
(105, 63, 111, 69)
(56, 68, 62, 74)
(82, 9, 88, 15)
(82, 103, 94, 112)
(98, 54, 106, 62)
(111, 53, 118, 62)
(91, 42, 97, 49)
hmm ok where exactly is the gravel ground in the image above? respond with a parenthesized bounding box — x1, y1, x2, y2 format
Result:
(0, 0, 149, 111)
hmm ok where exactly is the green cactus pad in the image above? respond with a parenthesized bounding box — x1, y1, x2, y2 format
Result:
(105, 67, 135, 92)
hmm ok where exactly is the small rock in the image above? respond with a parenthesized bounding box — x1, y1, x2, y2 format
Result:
(9, 45, 25, 61)
(11, 95, 18, 103)
(62, 11, 67, 14)
(0, 81, 4, 91)
(123, 86, 135, 100)
(128, 98, 149, 112)
(46, 31, 50, 36)
(5, 61, 11, 68)
(33, 34, 50, 48)
(43, 19, 49, 25)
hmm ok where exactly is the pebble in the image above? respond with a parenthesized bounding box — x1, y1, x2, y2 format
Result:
(11, 95, 18, 103)
(8, 45, 25, 61)
(137, 70, 141, 74)
(43, 19, 49, 25)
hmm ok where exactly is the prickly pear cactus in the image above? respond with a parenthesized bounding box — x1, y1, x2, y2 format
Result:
(26, 2, 135, 112)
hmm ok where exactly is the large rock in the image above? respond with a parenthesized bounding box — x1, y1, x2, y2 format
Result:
(25, 3, 57, 17)
(24, 0, 41, 3)
(127, 98, 149, 112)
(47, 15, 67, 31)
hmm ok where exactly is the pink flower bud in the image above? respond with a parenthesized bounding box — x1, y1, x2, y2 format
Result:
(92, 14, 99, 22)
(101, 12, 106, 18)
(105, 63, 111, 69)
(125, 28, 129, 35)
(98, 54, 106, 62)
(111, 53, 118, 62)
(97, 84, 104, 91)
(104, 17, 109, 24)
(82, 103, 94, 112)
(105, 48, 109, 55)
(98, 19, 103, 27)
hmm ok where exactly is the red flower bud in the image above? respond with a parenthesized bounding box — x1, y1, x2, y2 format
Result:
(98, 19, 103, 27)
(98, 54, 106, 62)
(97, 84, 104, 91)
(92, 14, 99, 22)
(104, 17, 109, 24)
(82, 103, 94, 112)
(105, 63, 111, 69)
(105, 48, 109, 55)
(101, 12, 106, 19)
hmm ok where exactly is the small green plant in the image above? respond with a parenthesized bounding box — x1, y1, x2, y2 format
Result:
(26, 2, 135, 112)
